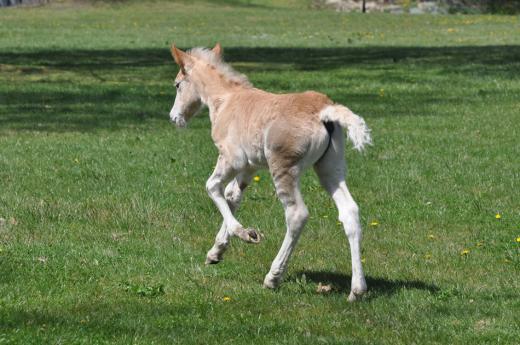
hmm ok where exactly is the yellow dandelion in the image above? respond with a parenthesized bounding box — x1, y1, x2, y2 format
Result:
(495, 213, 501, 219)
(74, 158, 79, 164)
(460, 249, 470, 256)
(476, 241, 484, 247)
(336, 221, 342, 226)
(424, 253, 432, 260)
(223, 296, 231, 302)
(447, 28, 456, 33)
(253, 176, 261, 182)
(428, 234, 436, 240)
(369, 220, 379, 226)
(361, 258, 366, 263)
(515, 237, 520, 243)
(379, 88, 385, 97)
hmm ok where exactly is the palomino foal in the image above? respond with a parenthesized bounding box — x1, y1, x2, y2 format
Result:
(169, 43, 371, 301)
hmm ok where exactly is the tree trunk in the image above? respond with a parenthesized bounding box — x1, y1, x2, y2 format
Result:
(362, 0, 366, 13)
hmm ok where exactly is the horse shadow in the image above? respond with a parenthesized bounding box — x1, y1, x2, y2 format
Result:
(291, 270, 439, 298)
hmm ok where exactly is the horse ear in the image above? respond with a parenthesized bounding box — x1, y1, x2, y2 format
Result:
(171, 44, 192, 72)
(212, 42, 223, 57)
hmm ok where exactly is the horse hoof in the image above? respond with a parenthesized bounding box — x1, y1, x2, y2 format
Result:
(205, 257, 221, 265)
(263, 273, 281, 289)
(236, 227, 262, 244)
(347, 289, 366, 302)
(205, 251, 223, 265)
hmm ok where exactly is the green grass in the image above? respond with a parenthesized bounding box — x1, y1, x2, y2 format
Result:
(1, 1, 519, 344)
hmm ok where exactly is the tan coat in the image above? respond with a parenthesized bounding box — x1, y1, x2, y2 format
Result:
(168, 44, 371, 301)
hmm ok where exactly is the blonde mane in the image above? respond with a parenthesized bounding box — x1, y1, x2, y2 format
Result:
(188, 47, 252, 88)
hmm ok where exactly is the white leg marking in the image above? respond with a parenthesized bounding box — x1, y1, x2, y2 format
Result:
(314, 128, 367, 301)
(206, 157, 260, 247)
(264, 171, 309, 289)
(205, 156, 241, 232)
(332, 182, 367, 301)
(206, 172, 254, 264)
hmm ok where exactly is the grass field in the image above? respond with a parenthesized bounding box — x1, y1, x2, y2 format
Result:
(1, 1, 519, 344)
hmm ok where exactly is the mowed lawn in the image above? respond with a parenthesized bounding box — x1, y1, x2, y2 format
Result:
(0, 1, 519, 344)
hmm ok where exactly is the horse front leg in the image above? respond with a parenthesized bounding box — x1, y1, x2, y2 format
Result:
(205, 156, 261, 245)
(206, 171, 255, 264)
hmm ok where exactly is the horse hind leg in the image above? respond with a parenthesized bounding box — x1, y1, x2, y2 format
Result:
(313, 129, 367, 301)
(263, 166, 309, 289)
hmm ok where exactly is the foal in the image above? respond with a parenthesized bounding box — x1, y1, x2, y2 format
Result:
(169, 43, 371, 301)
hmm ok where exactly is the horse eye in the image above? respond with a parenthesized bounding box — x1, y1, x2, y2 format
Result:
(175, 82, 180, 89)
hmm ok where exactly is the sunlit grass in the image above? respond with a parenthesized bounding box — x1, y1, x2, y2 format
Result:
(0, 1, 519, 344)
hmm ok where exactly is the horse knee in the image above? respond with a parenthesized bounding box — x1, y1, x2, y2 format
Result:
(206, 178, 221, 198)
(224, 181, 241, 206)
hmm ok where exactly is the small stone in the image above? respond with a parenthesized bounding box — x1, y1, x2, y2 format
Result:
(37, 256, 48, 264)
(316, 282, 333, 294)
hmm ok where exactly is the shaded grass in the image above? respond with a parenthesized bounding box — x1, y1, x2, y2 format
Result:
(1, 45, 519, 132)
(0, 1, 519, 344)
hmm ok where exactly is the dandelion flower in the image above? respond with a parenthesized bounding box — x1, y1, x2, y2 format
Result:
(460, 249, 470, 256)
(369, 220, 379, 226)
(428, 234, 436, 240)
(253, 176, 261, 182)
(361, 257, 366, 263)
(516, 237, 520, 243)
(424, 253, 432, 259)
(476, 241, 484, 247)
(495, 213, 501, 219)
(223, 296, 231, 302)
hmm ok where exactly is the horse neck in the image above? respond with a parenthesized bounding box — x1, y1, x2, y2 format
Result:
(193, 69, 238, 124)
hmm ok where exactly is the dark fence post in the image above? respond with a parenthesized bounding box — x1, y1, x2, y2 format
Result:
(0, 0, 47, 6)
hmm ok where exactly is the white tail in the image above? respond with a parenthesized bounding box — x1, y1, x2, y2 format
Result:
(320, 104, 372, 151)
